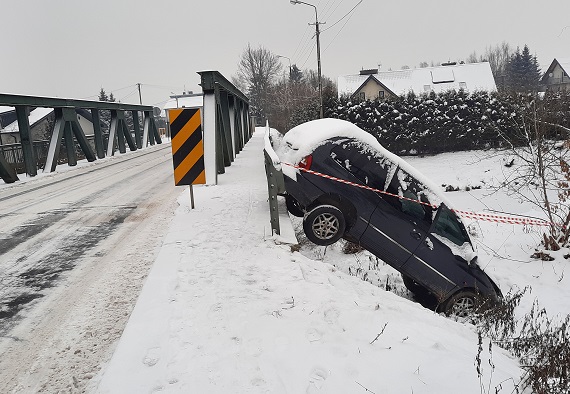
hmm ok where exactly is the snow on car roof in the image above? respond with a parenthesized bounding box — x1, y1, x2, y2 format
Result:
(277, 118, 455, 210)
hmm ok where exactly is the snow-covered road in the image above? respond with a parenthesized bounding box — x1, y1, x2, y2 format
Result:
(0, 143, 181, 392)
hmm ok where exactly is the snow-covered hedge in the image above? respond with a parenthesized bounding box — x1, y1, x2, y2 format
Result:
(325, 90, 570, 155)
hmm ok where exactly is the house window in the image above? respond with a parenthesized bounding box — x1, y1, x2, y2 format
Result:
(358, 92, 365, 101)
(378, 91, 385, 99)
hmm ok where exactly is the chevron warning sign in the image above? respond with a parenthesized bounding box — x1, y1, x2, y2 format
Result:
(168, 108, 206, 186)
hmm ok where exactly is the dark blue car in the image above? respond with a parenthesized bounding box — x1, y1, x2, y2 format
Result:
(277, 119, 502, 317)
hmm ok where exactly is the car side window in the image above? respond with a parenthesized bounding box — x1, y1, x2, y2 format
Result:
(395, 168, 433, 227)
(401, 190, 426, 221)
(330, 143, 368, 184)
(432, 205, 470, 246)
(382, 171, 403, 210)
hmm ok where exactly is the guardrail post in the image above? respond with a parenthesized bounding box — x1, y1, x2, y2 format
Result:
(264, 150, 281, 235)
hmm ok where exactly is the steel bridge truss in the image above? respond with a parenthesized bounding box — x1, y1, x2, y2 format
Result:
(0, 94, 161, 183)
(198, 71, 252, 185)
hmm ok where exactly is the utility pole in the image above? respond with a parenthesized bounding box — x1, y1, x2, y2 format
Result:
(290, 0, 324, 119)
(137, 83, 143, 104)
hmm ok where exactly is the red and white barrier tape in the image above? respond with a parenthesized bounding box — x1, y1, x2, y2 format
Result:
(282, 162, 556, 228)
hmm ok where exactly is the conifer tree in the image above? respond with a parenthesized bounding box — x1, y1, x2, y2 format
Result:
(290, 64, 303, 84)
(506, 45, 541, 93)
(98, 88, 109, 102)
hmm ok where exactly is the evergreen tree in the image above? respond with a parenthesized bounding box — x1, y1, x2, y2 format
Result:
(290, 64, 303, 83)
(506, 45, 541, 93)
(98, 88, 109, 102)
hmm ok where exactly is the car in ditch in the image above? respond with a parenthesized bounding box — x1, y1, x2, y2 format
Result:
(273, 118, 502, 317)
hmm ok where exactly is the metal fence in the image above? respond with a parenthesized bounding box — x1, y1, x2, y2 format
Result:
(0, 136, 101, 174)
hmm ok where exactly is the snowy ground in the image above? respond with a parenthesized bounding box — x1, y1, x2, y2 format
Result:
(92, 127, 570, 394)
(3, 125, 566, 393)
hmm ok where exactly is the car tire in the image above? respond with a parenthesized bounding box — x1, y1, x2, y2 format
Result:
(442, 291, 480, 318)
(401, 274, 426, 295)
(303, 205, 346, 246)
(285, 195, 304, 217)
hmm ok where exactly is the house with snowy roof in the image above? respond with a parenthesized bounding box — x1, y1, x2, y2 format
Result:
(0, 106, 17, 130)
(337, 62, 497, 101)
(540, 58, 570, 92)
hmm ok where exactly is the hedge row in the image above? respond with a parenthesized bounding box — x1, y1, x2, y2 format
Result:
(325, 90, 570, 155)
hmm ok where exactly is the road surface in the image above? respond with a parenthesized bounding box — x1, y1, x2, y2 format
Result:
(0, 143, 180, 393)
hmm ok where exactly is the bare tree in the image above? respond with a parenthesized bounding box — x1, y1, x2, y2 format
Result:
(466, 51, 481, 64)
(483, 42, 513, 90)
(236, 44, 282, 120)
(494, 93, 570, 250)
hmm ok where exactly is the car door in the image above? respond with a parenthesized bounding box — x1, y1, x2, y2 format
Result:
(402, 204, 473, 299)
(326, 140, 381, 240)
(358, 165, 434, 270)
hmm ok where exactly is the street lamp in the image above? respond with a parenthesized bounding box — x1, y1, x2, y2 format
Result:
(277, 55, 292, 79)
(290, 0, 324, 119)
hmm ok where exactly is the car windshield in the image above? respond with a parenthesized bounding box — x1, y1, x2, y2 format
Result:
(432, 204, 471, 246)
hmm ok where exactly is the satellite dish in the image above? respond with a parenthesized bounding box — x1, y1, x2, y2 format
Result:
(153, 107, 161, 116)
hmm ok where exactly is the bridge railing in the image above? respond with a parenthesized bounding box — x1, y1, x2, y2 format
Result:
(198, 71, 252, 185)
(0, 93, 162, 184)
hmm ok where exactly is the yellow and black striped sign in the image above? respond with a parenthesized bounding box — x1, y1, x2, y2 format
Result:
(168, 108, 206, 186)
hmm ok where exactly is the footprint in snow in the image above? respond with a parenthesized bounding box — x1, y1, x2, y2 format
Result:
(142, 347, 160, 367)
(306, 328, 322, 342)
(306, 367, 329, 393)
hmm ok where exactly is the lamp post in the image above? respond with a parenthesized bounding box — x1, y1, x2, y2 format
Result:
(277, 55, 292, 79)
(290, 0, 324, 119)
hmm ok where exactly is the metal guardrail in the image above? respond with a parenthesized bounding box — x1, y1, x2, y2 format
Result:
(263, 124, 286, 235)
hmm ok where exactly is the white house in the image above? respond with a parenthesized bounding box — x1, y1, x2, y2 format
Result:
(541, 58, 570, 92)
(338, 62, 497, 101)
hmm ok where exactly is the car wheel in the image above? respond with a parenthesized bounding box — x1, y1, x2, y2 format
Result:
(401, 274, 426, 295)
(443, 291, 480, 318)
(285, 195, 304, 217)
(303, 205, 346, 246)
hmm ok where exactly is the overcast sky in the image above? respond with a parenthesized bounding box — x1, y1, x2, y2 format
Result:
(2, 0, 569, 108)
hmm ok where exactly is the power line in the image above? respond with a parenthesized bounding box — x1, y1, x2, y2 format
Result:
(323, 1, 362, 52)
(322, 0, 363, 33)
(301, 41, 317, 69)
(291, 25, 311, 64)
(117, 87, 139, 102)
(322, 0, 342, 21)
(296, 35, 316, 67)
(141, 83, 186, 91)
